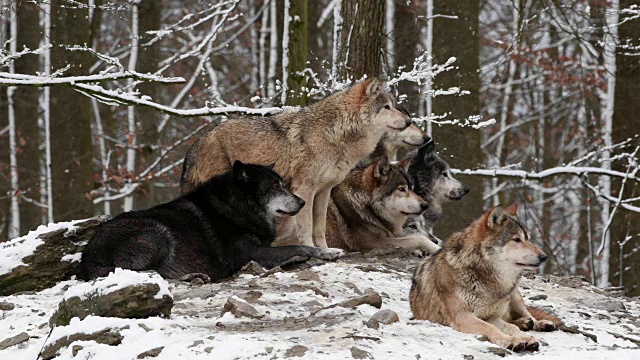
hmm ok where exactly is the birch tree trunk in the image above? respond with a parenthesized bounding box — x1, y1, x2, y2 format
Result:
(337, 0, 384, 80)
(123, 1, 139, 212)
(7, 0, 19, 238)
(598, 0, 619, 287)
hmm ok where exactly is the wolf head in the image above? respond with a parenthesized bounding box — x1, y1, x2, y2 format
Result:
(408, 142, 469, 203)
(232, 161, 305, 218)
(356, 78, 411, 132)
(402, 214, 429, 236)
(480, 203, 547, 273)
(367, 156, 428, 233)
(382, 122, 431, 154)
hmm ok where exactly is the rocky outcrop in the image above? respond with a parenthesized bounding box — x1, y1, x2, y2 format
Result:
(41, 326, 126, 360)
(0, 216, 109, 296)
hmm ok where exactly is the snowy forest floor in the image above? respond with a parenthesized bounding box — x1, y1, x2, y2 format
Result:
(1, 250, 639, 360)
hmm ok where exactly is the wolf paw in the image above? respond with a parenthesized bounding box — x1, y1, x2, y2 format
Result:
(513, 317, 535, 331)
(534, 319, 557, 332)
(316, 248, 345, 261)
(180, 273, 211, 284)
(497, 336, 539, 352)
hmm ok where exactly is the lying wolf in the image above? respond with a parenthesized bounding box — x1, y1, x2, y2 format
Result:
(402, 141, 469, 244)
(410, 203, 560, 352)
(180, 79, 410, 248)
(325, 156, 439, 254)
(80, 161, 343, 282)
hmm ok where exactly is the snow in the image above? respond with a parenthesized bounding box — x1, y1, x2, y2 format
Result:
(1, 255, 639, 359)
(62, 268, 171, 301)
(60, 253, 82, 263)
(0, 218, 88, 275)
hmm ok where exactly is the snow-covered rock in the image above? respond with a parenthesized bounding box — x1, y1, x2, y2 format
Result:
(0, 251, 638, 359)
(49, 269, 173, 326)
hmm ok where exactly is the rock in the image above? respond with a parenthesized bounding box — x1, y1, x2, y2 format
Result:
(221, 296, 263, 319)
(297, 269, 321, 282)
(344, 282, 363, 295)
(0, 332, 29, 350)
(485, 347, 508, 357)
(72, 345, 83, 356)
(285, 345, 309, 357)
(191, 278, 205, 286)
(529, 294, 548, 301)
(238, 290, 264, 304)
(189, 340, 204, 348)
(365, 319, 380, 329)
(0, 301, 15, 311)
(236, 261, 266, 276)
(368, 309, 399, 326)
(350, 346, 374, 359)
(204, 347, 214, 353)
(579, 298, 626, 312)
(137, 346, 164, 358)
(463, 355, 474, 360)
(261, 266, 283, 278)
(49, 271, 173, 327)
(556, 276, 589, 289)
(0, 216, 110, 296)
(41, 327, 125, 360)
(338, 289, 382, 309)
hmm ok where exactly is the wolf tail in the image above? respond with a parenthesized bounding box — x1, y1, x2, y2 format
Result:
(527, 306, 562, 326)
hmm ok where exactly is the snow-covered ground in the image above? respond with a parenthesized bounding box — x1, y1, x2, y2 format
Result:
(1, 253, 639, 359)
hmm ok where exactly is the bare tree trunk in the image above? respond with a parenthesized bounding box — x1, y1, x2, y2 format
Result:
(610, 0, 640, 296)
(14, 1, 42, 234)
(431, 0, 483, 238)
(337, 0, 384, 80)
(49, 0, 94, 221)
(284, 0, 308, 106)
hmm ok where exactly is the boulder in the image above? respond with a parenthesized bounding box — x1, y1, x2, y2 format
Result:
(0, 216, 109, 296)
(49, 269, 173, 327)
(41, 327, 125, 360)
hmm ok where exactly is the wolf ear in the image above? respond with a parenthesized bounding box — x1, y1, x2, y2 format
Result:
(232, 160, 250, 182)
(418, 141, 437, 161)
(486, 205, 507, 230)
(365, 78, 386, 95)
(505, 202, 519, 216)
(374, 156, 391, 179)
(396, 155, 414, 171)
(266, 162, 276, 171)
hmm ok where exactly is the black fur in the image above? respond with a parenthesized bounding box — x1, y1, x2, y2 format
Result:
(80, 161, 336, 281)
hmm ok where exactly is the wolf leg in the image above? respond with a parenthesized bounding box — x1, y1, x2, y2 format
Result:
(487, 318, 540, 351)
(291, 185, 315, 246)
(375, 235, 441, 254)
(250, 246, 344, 268)
(506, 290, 559, 332)
(451, 311, 535, 352)
(311, 187, 332, 248)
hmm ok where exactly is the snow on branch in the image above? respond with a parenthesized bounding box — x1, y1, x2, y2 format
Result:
(451, 166, 640, 182)
(0, 71, 185, 86)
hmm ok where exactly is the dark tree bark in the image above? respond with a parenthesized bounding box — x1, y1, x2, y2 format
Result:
(49, 0, 94, 221)
(431, 0, 483, 238)
(14, 1, 42, 234)
(610, 0, 640, 296)
(337, 0, 384, 80)
(134, 0, 162, 210)
(285, 0, 309, 106)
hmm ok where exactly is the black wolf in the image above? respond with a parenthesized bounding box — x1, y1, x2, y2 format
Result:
(79, 161, 343, 281)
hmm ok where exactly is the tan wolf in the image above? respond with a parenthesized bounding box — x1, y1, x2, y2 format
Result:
(410, 203, 561, 352)
(180, 79, 411, 248)
(359, 122, 431, 166)
(325, 156, 439, 254)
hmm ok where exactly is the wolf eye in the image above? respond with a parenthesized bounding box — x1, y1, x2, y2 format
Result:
(384, 105, 391, 110)
(442, 172, 449, 178)
(398, 186, 407, 192)
(408, 224, 417, 229)
(513, 238, 522, 243)
(271, 183, 280, 190)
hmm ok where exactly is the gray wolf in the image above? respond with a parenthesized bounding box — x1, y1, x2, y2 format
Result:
(325, 156, 440, 254)
(180, 79, 410, 248)
(402, 141, 469, 244)
(80, 161, 344, 281)
(409, 203, 560, 352)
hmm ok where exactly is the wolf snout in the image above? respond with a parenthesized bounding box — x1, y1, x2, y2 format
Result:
(420, 201, 429, 212)
(538, 254, 548, 263)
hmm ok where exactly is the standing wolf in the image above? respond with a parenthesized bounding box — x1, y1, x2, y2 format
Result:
(359, 121, 431, 166)
(80, 161, 343, 281)
(410, 204, 560, 352)
(402, 142, 469, 244)
(180, 79, 410, 248)
(326, 156, 439, 254)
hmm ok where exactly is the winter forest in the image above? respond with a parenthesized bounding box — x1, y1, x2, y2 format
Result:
(0, 0, 639, 295)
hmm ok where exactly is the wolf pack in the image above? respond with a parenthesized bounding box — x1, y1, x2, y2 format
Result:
(80, 79, 561, 352)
